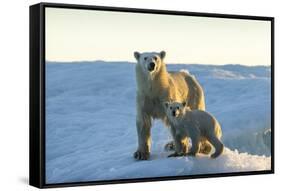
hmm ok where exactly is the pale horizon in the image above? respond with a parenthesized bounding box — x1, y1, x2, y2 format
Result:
(46, 59, 271, 67)
(46, 8, 271, 66)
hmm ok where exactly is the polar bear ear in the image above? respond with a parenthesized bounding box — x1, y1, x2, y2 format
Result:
(160, 51, 166, 60)
(182, 101, 187, 107)
(134, 51, 140, 60)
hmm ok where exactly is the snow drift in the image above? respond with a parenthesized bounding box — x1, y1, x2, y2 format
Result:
(45, 61, 271, 183)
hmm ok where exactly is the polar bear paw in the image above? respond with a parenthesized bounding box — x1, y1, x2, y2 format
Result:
(134, 150, 150, 160)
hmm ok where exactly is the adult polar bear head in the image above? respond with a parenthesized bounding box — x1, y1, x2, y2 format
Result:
(134, 51, 166, 78)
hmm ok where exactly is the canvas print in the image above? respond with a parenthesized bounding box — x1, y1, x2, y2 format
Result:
(45, 7, 272, 184)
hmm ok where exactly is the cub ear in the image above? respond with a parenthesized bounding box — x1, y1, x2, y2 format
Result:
(164, 102, 169, 108)
(160, 51, 166, 60)
(134, 51, 140, 60)
(182, 101, 187, 107)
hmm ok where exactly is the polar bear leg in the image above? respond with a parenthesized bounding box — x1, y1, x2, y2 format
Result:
(175, 135, 188, 154)
(168, 136, 184, 157)
(168, 138, 188, 157)
(165, 125, 188, 153)
(187, 136, 200, 156)
(134, 113, 152, 160)
(208, 135, 224, 158)
(167, 126, 188, 157)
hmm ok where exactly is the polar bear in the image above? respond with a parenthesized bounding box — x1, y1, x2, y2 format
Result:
(133, 51, 207, 160)
(164, 101, 224, 158)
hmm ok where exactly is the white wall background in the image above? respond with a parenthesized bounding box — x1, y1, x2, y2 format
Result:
(0, 0, 279, 190)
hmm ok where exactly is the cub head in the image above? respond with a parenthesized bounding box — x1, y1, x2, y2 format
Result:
(164, 101, 187, 118)
(134, 51, 166, 75)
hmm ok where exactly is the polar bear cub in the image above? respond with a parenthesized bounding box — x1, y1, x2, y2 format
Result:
(164, 101, 224, 158)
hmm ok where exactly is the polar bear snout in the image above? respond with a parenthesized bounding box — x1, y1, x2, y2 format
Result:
(148, 62, 155, 71)
(172, 110, 176, 116)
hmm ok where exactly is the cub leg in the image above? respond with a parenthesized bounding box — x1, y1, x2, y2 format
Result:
(168, 126, 188, 157)
(208, 135, 224, 158)
(168, 136, 187, 157)
(187, 135, 200, 157)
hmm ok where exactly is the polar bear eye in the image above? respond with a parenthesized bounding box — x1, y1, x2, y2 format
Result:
(177, 106, 179, 110)
(153, 56, 157, 60)
(170, 106, 172, 110)
(144, 57, 147, 61)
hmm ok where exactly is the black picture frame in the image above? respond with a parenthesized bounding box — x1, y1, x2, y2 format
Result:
(29, 2, 275, 189)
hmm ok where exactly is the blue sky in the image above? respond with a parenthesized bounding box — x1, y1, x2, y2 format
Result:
(46, 7, 271, 66)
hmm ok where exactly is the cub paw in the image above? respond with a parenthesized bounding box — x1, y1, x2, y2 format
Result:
(164, 141, 175, 151)
(168, 152, 184, 157)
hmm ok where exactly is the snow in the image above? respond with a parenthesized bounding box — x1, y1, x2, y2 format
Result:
(45, 61, 271, 183)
